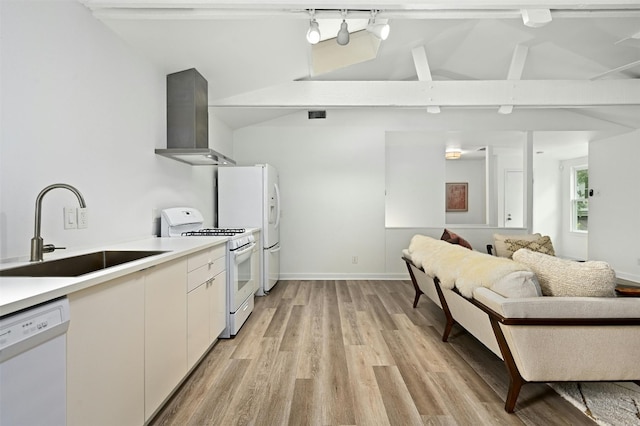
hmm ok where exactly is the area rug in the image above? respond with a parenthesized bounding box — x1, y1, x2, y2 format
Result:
(549, 382, 640, 425)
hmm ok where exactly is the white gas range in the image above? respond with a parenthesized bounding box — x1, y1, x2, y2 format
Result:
(160, 207, 259, 338)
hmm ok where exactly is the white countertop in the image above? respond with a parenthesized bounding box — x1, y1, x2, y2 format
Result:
(0, 236, 229, 317)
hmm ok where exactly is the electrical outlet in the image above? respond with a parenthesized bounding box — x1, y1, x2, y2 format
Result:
(64, 207, 77, 229)
(352, 256, 358, 264)
(637, 258, 640, 266)
(77, 207, 88, 229)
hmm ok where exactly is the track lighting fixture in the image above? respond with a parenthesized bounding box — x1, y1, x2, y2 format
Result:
(305, 9, 391, 46)
(306, 10, 321, 44)
(337, 10, 350, 46)
(366, 10, 390, 40)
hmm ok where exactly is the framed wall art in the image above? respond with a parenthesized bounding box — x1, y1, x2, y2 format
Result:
(446, 182, 468, 212)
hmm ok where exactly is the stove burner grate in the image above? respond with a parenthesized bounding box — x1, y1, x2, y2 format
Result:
(182, 228, 246, 237)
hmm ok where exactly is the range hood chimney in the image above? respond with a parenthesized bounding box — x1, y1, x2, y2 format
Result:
(155, 68, 235, 166)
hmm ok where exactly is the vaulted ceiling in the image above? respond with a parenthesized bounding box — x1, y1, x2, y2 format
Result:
(81, 0, 640, 136)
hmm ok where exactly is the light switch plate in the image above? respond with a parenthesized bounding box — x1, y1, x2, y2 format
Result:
(64, 207, 77, 229)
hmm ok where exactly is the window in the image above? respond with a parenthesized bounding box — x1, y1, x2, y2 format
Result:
(571, 166, 588, 232)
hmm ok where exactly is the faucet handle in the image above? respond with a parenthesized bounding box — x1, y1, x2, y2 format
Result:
(43, 244, 66, 253)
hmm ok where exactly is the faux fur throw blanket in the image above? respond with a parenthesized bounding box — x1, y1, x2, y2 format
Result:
(407, 234, 531, 298)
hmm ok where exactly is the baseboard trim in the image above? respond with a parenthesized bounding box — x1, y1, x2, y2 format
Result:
(279, 273, 410, 281)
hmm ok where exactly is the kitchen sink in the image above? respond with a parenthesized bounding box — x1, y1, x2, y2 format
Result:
(0, 250, 169, 277)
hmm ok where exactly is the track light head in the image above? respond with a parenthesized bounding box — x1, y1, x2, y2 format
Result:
(367, 21, 390, 40)
(306, 19, 321, 44)
(337, 19, 349, 45)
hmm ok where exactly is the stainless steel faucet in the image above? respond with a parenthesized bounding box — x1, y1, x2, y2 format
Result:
(31, 183, 87, 262)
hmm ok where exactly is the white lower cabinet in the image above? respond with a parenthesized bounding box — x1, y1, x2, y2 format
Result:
(66, 243, 227, 425)
(187, 245, 226, 368)
(144, 258, 188, 421)
(67, 272, 145, 426)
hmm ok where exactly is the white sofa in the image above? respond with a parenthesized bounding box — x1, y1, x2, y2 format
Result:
(403, 235, 640, 412)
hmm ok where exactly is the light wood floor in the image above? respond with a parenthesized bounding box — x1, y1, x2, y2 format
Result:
(151, 280, 595, 426)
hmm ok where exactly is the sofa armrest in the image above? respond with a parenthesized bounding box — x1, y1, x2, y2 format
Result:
(474, 287, 640, 322)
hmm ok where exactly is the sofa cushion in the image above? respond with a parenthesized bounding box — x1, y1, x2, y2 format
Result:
(441, 229, 473, 250)
(491, 270, 542, 298)
(512, 249, 616, 297)
(505, 235, 555, 258)
(493, 233, 541, 258)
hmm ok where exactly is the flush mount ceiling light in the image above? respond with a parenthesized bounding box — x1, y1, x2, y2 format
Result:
(306, 10, 321, 44)
(366, 10, 390, 40)
(445, 150, 462, 160)
(337, 10, 350, 46)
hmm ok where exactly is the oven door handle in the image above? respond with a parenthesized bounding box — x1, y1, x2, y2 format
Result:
(233, 242, 256, 264)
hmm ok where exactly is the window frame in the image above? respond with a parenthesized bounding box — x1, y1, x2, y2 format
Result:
(570, 164, 589, 233)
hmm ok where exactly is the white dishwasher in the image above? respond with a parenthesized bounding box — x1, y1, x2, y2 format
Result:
(0, 297, 70, 426)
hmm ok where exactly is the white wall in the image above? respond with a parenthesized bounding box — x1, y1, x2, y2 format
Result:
(233, 117, 386, 279)
(532, 155, 563, 251)
(385, 132, 445, 228)
(589, 131, 640, 282)
(0, 1, 218, 260)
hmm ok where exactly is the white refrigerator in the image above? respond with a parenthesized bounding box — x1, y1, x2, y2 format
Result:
(218, 164, 281, 295)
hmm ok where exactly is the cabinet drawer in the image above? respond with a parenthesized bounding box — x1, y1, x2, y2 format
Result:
(187, 244, 225, 272)
(187, 257, 225, 293)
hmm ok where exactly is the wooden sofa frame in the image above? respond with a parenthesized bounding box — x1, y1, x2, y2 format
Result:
(403, 255, 640, 413)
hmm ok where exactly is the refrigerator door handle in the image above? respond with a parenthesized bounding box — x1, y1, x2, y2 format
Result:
(274, 183, 281, 229)
(268, 244, 281, 253)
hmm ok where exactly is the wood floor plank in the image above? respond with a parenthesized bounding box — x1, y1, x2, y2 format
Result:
(288, 378, 315, 426)
(293, 280, 312, 305)
(319, 280, 356, 425)
(355, 310, 396, 365)
(263, 296, 292, 338)
(295, 315, 322, 379)
(381, 329, 449, 416)
(185, 358, 252, 425)
(345, 345, 391, 426)
(218, 337, 282, 426)
(279, 304, 306, 352)
(366, 293, 399, 331)
(374, 365, 424, 426)
(231, 307, 276, 360)
(347, 279, 369, 312)
(336, 279, 353, 303)
(254, 351, 298, 426)
(339, 300, 366, 345)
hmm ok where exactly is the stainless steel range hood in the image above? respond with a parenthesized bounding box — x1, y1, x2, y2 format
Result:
(155, 68, 235, 166)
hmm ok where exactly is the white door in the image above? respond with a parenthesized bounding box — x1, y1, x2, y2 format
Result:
(504, 170, 524, 227)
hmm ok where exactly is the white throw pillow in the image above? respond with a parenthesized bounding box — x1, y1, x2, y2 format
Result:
(512, 249, 616, 297)
(491, 270, 542, 298)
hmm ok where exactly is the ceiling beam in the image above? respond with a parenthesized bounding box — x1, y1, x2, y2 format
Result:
(411, 46, 440, 114)
(590, 59, 640, 80)
(80, 0, 640, 10)
(210, 80, 640, 108)
(499, 44, 529, 114)
(81, 0, 640, 19)
(88, 8, 640, 20)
